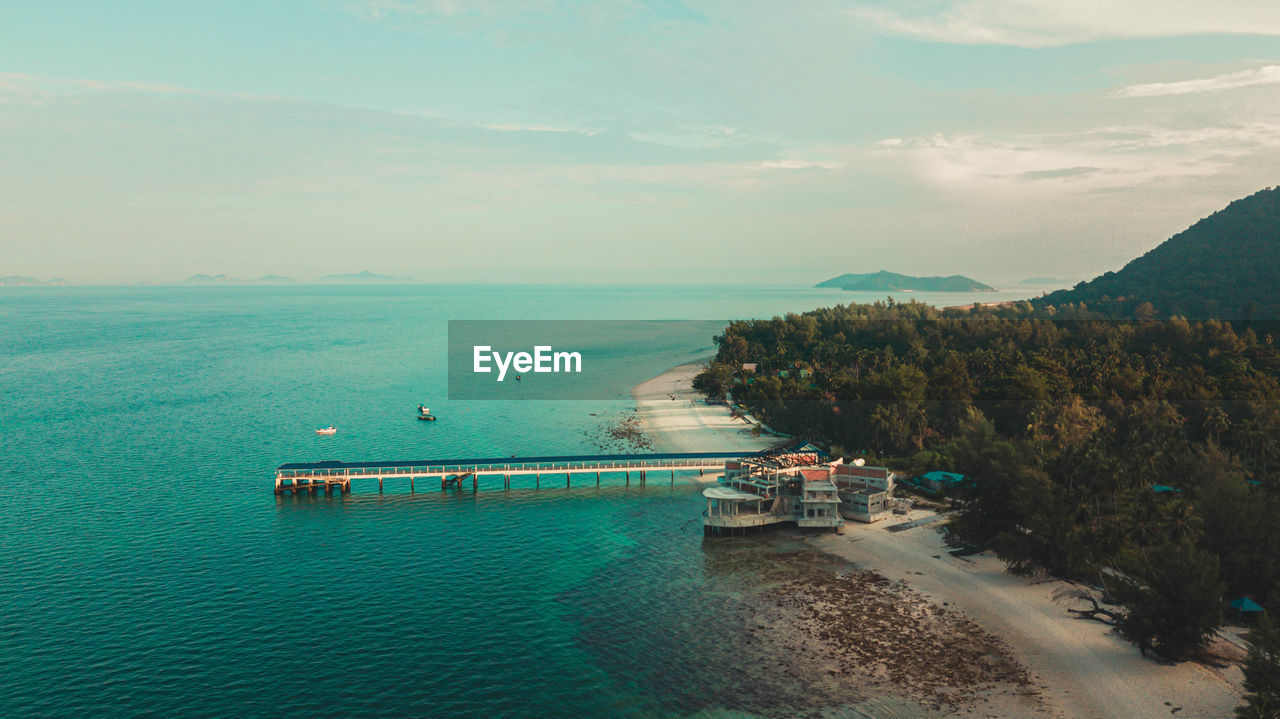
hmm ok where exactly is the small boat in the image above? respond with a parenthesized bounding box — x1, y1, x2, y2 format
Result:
(315, 426, 337, 435)
(417, 414, 437, 421)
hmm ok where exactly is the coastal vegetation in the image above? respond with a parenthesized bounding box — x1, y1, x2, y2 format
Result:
(694, 300, 1280, 662)
(816, 270, 994, 292)
(1238, 616, 1280, 718)
(697, 188, 1280, 671)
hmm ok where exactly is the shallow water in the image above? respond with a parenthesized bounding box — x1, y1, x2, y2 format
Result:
(0, 284, 1032, 717)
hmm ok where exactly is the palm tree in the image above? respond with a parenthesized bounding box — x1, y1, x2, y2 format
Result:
(1204, 406, 1231, 446)
(1160, 499, 1204, 544)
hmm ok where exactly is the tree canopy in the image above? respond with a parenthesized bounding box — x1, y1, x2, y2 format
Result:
(697, 299, 1280, 661)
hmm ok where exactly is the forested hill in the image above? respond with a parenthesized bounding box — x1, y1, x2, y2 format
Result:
(1037, 187, 1280, 319)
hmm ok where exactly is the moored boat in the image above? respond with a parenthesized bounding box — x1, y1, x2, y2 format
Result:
(315, 426, 337, 435)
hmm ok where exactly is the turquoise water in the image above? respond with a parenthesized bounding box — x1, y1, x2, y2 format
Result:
(0, 284, 1032, 718)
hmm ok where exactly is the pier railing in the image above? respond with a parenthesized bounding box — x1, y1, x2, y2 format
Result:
(274, 451, 747, 494)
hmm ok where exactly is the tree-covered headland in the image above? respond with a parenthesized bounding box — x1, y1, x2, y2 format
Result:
(695, 188, 1280, 675)
(696, 300, 1280, 661)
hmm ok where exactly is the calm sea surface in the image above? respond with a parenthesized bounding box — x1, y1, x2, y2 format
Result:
(0, 284, 1035, 718)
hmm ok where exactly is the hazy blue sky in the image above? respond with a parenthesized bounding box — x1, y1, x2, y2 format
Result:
(2, 1, 1279, 284)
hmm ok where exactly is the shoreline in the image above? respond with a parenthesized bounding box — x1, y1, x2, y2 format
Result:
(630, 362, 1246, 718)
(630, 361, 777, 457)
(812, 516, 1244, 718)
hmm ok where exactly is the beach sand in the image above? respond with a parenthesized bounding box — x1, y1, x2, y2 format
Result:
(632, 362, 1246, 718)
(631, 361, 777, 456)
(814, 514, 1244, 719)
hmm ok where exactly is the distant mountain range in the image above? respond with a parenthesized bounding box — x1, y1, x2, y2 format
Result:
(1036, 187, 1280, 319)
(0, 275, 68, 286)
(318, 271, 415, 283)
(177, 271, 415, 285)
(817, 270, 995, 292)
(181, 274, 297, 285)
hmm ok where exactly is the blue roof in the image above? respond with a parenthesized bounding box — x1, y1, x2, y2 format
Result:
(1150, 484, 1181, 494)
(920, 471, 966, 483)
(1230, 597, 1265, 612)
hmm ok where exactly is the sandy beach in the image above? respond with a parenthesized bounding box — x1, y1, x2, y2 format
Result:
(633, 362, 1246, 718)
(631, 361, 777, 456)
(814, 516, 1244, 718)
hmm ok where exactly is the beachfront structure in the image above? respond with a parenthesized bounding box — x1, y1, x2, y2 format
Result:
(841, 488, 890, 523)
(912, 471, 967, 495)
(702, 443, 845, 535)
(832, 463, 896, 523)
(833, 464, 895, 492)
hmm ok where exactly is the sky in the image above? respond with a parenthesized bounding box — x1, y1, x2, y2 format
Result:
(2, 1, 1279, 285)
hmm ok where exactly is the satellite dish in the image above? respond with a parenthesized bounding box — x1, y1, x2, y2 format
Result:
(854, 458, 866, 466)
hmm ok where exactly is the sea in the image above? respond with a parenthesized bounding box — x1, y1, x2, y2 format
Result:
(0, 284, 1039, 718)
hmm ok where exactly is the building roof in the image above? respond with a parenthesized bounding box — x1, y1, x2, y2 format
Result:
(1230, 597, 1265, 612)
(844, 488, 888, 498)
(920, 471, 966, 483)
(703, 486, 763, 501)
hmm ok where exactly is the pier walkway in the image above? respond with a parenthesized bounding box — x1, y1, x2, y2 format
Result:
(275, 451, 747, 494)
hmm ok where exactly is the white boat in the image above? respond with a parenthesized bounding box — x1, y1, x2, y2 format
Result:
(315, 426, 337, 435)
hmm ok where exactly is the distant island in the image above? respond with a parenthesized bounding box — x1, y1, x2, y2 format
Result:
(1036, 186, 1280, 318)
(816, 270, 994, 292)
(181, 274, 296, 285)
(0, 275, 68, 286)
(174, 271, 416, 285)
(319, 270, 415, 283)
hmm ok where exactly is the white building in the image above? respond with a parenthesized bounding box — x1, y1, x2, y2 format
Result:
(702, 443, 845, 535)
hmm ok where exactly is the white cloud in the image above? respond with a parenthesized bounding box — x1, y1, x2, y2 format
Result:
(629, 125, 749, 150)
(851, 0, 1280, 47)
(757, 159, 839, 170)
(1113, 65, 1280, 98)
(873, 122, 1280, 189)
(349, 0, 557, 21)
(0, 72, 190, 103)
(477, 121, 601, 135)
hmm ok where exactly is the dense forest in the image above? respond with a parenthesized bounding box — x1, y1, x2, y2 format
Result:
(1036, 187, 1280, 319)
(694, 299, 1280, 672)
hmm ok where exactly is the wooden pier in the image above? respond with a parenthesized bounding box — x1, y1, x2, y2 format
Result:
(274, 451, 744, 495)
